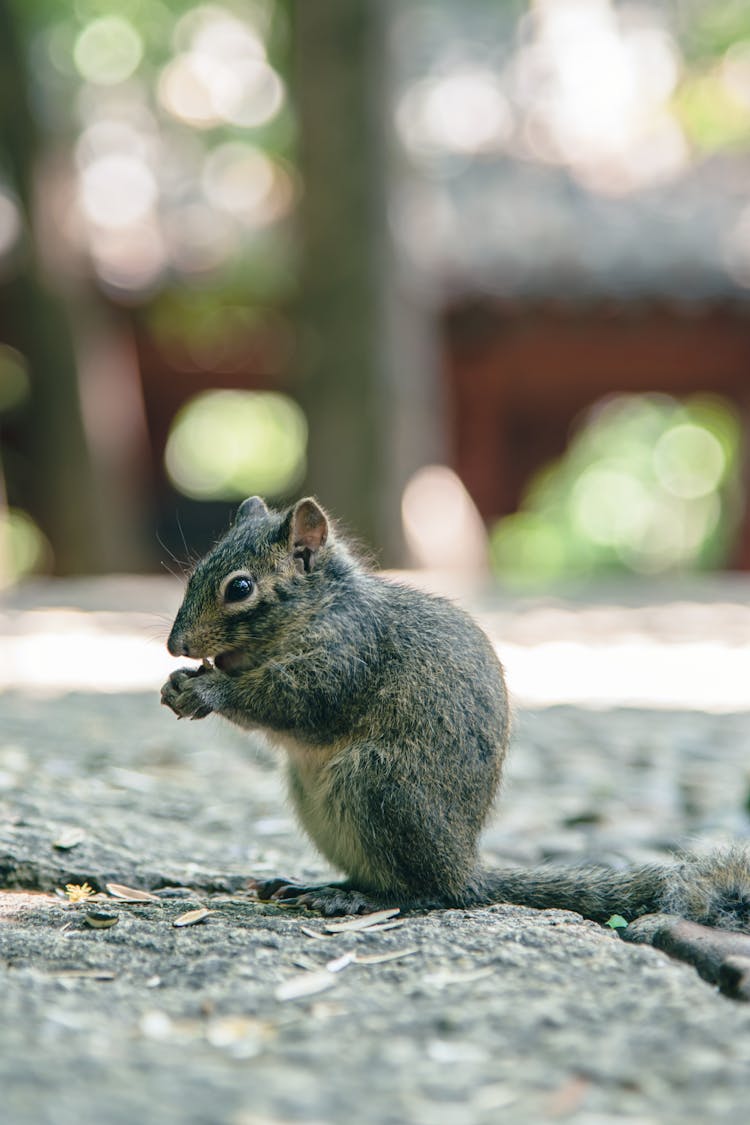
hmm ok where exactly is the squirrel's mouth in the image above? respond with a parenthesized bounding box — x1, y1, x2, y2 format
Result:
(206, 650, 248, 674)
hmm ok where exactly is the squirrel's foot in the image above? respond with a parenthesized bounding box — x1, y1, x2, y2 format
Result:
(295, 886, 383, 916)
(248, 875, 309, 900)
(160, 667, 214, 720)
(249, 877, 381, 917)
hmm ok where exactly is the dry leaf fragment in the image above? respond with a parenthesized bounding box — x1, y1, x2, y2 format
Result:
(84, 911, 119, 929)
(65, 883, 95, 903)
(325, 952, 357, 973)
(106, 883, 160, 903)
(53, 828, 86, 850)
(354, 947, 418, 966)
(275, 971, 338, 1002)
(323, 908, 400, 933)
(173, 908, 213, 928)
(300, 926, 331, 940)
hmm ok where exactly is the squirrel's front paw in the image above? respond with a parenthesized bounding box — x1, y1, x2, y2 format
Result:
(160, 667, 214, 720)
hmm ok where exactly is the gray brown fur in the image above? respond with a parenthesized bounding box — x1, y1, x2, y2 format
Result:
(161, 496, 750, 930)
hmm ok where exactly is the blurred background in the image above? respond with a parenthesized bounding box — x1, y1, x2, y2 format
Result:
(0, 0, 749, 590)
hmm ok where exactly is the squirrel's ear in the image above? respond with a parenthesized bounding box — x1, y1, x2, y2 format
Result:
(235, 496, 269, 524)
(287, 497, 329, 573)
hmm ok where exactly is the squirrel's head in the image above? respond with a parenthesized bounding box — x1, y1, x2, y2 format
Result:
(166, 495, 332, 671)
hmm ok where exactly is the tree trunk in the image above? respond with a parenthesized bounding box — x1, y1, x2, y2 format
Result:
(290, 0, 444, 563)
(289, 0, 388, 554)
(0, 0, 105, 574)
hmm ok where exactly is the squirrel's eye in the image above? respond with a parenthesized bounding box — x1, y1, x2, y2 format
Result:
(224, 576, 255, 603)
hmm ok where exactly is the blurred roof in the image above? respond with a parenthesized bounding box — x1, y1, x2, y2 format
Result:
(392, 0, 750, 301)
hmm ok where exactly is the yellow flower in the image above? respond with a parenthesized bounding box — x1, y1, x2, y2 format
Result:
(65, 882, 95, 903)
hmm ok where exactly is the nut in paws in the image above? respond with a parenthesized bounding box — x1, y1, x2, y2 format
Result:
(160, 667, 213, 720)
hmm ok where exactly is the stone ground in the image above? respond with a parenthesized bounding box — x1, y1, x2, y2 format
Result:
(2, 575, 750, 1125)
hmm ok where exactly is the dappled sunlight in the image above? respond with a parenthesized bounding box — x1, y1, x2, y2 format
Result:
(0, 607, 174, 694)
(2, 589, 749, 711)
(500, 637, 749, 712)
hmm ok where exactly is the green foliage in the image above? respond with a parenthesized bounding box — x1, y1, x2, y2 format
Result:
(0, 508, 49, 585)
(678, 0, 750, 65)
(668, 1, 750, 154)
(7, 0, 294, 302)
(605, 914, 629, 930)
(674, 71, 750, 151)
(0, 346, 30, 412)
(490, 394, 743, 588)
(164, 389, 307, 500)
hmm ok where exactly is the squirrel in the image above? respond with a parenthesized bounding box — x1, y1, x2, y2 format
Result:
(161, 495, 750, 929)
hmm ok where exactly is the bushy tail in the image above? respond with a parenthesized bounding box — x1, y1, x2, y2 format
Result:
(468, 845, 750, 933)
(658, 845, 750, 932)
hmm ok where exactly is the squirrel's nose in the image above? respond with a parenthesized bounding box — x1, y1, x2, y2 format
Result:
(167, 629, 191, 658)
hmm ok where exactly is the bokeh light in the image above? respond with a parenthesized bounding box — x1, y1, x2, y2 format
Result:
(79, 153, 158, 230)
(396, 67, 513, 159)
(164, 390, 307, 500)
(0, 189, 22, 260)
(202, 143, 294, 228)
(158, 5, 284, 129)
(0, 509, 50, 588)
(571, 466, 653, 548)
(73, 17, 143, 86)
(3, 0, 750, 591)
(41, 2, 293, 293)
(513, 0, 686, 193)
(490, 394, 741, 587)
(0, 346, 30, 412)
(653, 424, 726, 500)
(401, 465, 488, 573)
(388, 0, 750, 299)
(88, 219, 167, 293)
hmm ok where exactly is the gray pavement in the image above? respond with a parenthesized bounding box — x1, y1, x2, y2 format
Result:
(2, 577, 750, 1124)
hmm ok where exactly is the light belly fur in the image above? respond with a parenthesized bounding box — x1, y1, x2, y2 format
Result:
(273, 732, 380, 888)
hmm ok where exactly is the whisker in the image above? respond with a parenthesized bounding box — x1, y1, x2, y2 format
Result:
(175, 512, 194, 568)
(156, 528, 190, 576)
(159, 558, 183, 582)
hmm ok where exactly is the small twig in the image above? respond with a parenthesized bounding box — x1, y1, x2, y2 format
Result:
(621, 913, 750, 999)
